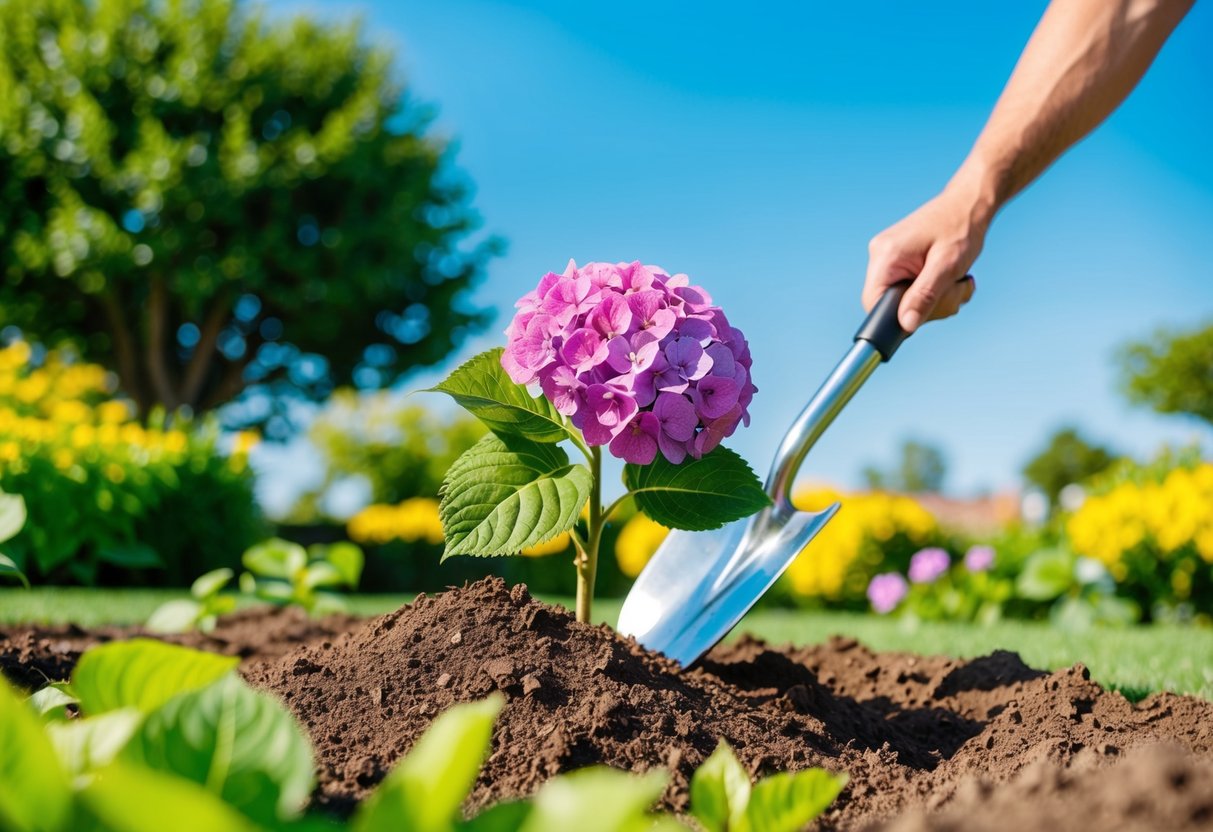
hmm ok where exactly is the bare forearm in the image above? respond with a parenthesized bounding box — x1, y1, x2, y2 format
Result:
(955, 0, 1193, 220)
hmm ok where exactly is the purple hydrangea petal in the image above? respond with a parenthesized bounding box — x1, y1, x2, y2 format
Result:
(609, 411, 660, 465)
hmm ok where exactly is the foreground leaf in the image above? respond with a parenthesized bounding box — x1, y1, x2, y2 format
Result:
(122, 674, 314, 824)
(439, 434, 591, 558)
(0, 491, 27, 543)
(624, 446, 771, 531)
(191, 567, 235, 599)
(690, 741, 751, 832)
(82, 763, 264, 832)
(28, 684, 78, 721)
(72, 640, 238, 715)
(744, 769, 847, 832)
(426, 348, 573, 443)
(243, 538, 308, 580)
(354, 695, 503, 832)
(519, 768, 675, 832)
(0, 553, 29, 588)
(0, 678, 72, 832)
(48, 709, 143, 776)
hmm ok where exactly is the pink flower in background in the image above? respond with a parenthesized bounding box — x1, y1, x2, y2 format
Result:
(867, 572, 908, 614)
(964, 545, 996, 573)
(908, 548, 951, 584)
(502, 261, 757, 465)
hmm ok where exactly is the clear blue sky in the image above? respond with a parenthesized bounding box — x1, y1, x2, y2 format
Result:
(264, 0, 1212, 506)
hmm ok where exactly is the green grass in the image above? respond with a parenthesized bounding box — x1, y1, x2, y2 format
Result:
(3, 588, 1211, 699)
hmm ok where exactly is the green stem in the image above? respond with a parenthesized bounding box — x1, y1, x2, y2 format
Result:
(576, 445, 603, 623)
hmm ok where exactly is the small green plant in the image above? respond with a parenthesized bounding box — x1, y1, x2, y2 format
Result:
(145, 569, 238, 634)
(239, 538, 365, 614)
(428, 262, 770, 622)
(689, 740, 847, 832)
(0, 490, 29, 588)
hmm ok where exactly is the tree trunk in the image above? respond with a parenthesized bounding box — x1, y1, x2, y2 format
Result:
(98, 290, 149, 414)
(144, 277, 180, 411)
(180, 292, 231, 410)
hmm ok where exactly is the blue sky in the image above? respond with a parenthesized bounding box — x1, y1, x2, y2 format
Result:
(263, 0, 1213, 507)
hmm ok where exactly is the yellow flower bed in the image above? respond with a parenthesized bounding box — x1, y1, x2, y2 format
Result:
(615, 513, 670, 578)
(785, 488, 937, 600)
(348, 497, 445, 546)
(1067, 463, 1213, 583)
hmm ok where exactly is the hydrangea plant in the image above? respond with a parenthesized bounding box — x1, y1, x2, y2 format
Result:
(429, 261, 770, 621)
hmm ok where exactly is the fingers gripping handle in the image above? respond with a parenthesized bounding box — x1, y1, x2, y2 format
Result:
(854, 280, 911, 361)
(855, 275, 973, 361)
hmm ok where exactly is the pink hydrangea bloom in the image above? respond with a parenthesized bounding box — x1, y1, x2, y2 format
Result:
(867, 572, 908, 614)
(502, 260, 757, 464)
(908, 547, 951, 584)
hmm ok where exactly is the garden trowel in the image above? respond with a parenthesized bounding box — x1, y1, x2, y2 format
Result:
(618, 279, 965, 667)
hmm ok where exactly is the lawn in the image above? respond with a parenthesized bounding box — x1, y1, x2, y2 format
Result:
(2, 587, 1210, 700)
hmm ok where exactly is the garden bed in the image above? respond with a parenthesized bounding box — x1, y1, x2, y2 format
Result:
(4, 578, 1212, 830)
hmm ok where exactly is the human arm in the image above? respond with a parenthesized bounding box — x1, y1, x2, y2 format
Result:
(863, 0, 1195, 331)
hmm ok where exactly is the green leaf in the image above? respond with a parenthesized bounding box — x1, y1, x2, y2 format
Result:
(624, 446, 771, 531)
(322, 541, 365, 587)
(28, 684, 78, 721)
(518, 768, 671, 832)
(122, 675, 314, 824)
(744, 769, 847, 832)
(0, 491, 27, 543)
(0, 553, 29, 588)
(243, 538, 308, 580)
(72, 640, 239, 715)
(354, 694, 503, 832)
(303, 560, 349, 590)
(690, 740, 751, 832)
(459, 800, 532, 832)
(191, 567, 235, 599)
(97, 542, 164, 569)
(439, 434, 591, 559)
(426, 348, 573, 443)
(0, 678, 72, 832)
(47, 709, 143, 776)
(146, 599, 204, 634)
(82, 763, 264, 832)
(1016, 548, 1075, 601)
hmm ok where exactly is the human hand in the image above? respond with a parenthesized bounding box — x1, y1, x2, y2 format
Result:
(863, 181, 990, 332)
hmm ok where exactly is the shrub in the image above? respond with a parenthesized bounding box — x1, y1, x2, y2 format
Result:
(0, 342, 263, 585)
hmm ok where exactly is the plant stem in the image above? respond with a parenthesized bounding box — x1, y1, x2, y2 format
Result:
(576, 445, 603, 623)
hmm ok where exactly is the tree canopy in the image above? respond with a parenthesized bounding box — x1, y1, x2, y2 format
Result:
(1118, 322, 1213, 430)
(1021, 426, 1117, 509)
(861, 438, 947, 494)
(0, 0, 496, 437)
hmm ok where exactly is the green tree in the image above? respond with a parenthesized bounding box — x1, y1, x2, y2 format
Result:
(862, 438, 947, 493)
(0, 0, 496, 436)
(1022, 426, 1117, 508)
(1118, 323, 1213, 429)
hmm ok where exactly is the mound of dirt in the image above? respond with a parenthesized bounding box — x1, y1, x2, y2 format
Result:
(0, 605, 359, 691)
(243, 578, 1213, 830)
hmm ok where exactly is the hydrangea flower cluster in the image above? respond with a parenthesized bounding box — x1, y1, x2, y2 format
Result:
(502, 260, 756, 465)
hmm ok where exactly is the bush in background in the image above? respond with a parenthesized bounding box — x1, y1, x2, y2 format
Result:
(0, 342, 263, 585)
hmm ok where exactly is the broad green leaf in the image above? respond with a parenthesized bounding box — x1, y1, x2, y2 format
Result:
(0, 491, 27, 543)
(82, 763, 264, 832)
(0, 678, 72, 832)
(690, 740, 752, 832)
(28, 684, 78, 721)
(354, 695, 503, 832)
(439, 434, 591, 559)
(191, 568, 235, 599)
(97, 542, 164, 569)
(519, 768, 672, 832)
(243, 538, 309, 580)
(0, 552, 29, 588)
(322, 541, 365, 587)
(122, 674, 314, 824)
(72, 640, 239, 715)
(304, 561, 348, 590)
(624, 446, 771, 531)
(1016, 547, 1075, 601)
(426, 348, 573, 443)
(744, 769, 846, 832)
(146, 599, 204, 634)
(459, 800, 532, 832)
(48, 709, 143, 776)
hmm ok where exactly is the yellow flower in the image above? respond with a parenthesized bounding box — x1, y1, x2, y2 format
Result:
(104, 462, 126, 484)
(231, 430, 260, 457)
(51, 400, 92, 425)
(521, 532, 571, 557)
(0, 341, 31, 370)
(614, 513, 669, 578)
(348, 498, 444, 546)
(52, 448, 74, 471)
(96, 400, 132, 424)
(71, 424, 97, 449)
(162, 430, 188, 454)
(0, 441, 18, 462)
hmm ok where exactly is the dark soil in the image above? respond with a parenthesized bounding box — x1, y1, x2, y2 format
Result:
(6, 578, 1213, 831)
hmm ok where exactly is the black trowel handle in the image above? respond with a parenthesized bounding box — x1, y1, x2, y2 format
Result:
(853, 275, 974, 361)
